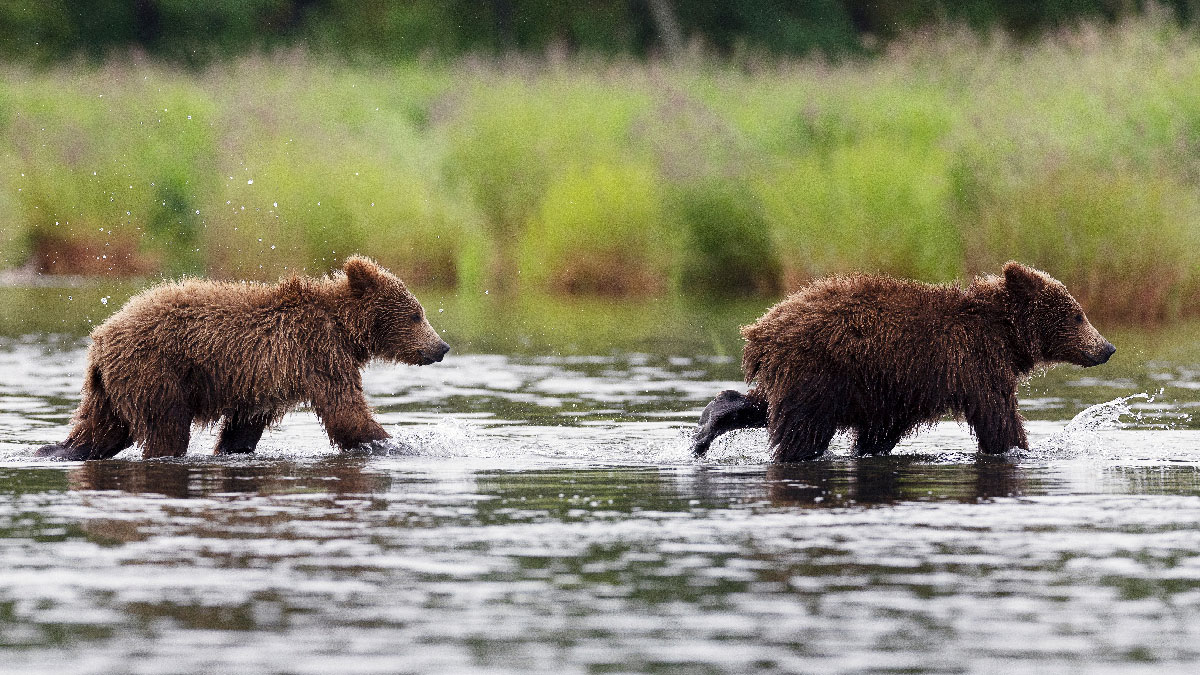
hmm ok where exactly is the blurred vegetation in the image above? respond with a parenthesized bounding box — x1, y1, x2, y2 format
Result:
(3, 1, 1200, 64)
(0, 16, 1199, 321)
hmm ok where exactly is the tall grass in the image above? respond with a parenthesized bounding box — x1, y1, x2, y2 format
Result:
(521, 162, 675, 294)
(2, 17, 1200, 320)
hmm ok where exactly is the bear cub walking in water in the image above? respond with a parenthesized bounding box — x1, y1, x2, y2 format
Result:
(693, 262, 1115, 461)
(36, 256, 449, 460)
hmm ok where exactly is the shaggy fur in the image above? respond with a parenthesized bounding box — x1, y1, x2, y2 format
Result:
(36, 256, 449, 460)
(692, 262, 1116, 461)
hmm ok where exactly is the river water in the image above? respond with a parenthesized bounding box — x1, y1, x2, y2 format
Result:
(0, 288, 1198, 673)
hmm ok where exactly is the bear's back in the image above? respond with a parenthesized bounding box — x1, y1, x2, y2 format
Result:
(740, 274, 980, 387)
(745, 274, 966, 341)
(99, 277, 333, 329)
(91, 276, 343, 369)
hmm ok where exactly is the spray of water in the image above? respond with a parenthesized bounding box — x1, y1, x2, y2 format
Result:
(1031, 392, 1152, 459)
(392, 418, 490, 458)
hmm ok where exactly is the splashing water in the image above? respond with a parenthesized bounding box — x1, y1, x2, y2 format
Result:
(1034, 392, 1151, 458)
(399, 418, 495, 455)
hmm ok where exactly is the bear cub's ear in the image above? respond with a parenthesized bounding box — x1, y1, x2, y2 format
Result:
(1003, 261, 1046, 299)
(345, 256, 383, 297)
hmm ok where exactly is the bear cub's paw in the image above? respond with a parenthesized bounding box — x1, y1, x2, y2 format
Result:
(346, 438, 414, 457)
(33, 444, 93, 461)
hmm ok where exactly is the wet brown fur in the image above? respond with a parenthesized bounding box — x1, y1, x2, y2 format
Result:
(694, 262, 1116, 461)
(36, 256, 449, 460)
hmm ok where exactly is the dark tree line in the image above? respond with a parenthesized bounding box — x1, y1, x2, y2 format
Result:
(1, 0, 1194, 64)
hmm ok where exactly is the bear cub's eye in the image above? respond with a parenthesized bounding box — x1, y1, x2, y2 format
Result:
(1074, 313, 1084, 324)
(410, 311, 423, 324)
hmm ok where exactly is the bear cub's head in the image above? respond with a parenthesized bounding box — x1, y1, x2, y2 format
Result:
(343, 256, 450, 366)
(1003, 261, 1115, 368)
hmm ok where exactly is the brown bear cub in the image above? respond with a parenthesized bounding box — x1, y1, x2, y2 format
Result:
(36, 256, 449, 460)
(692, 262, 1115, 461)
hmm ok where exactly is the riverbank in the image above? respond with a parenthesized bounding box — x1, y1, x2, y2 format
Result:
(2, 16, 1198, 321)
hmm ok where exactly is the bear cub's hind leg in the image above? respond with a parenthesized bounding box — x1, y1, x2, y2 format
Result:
(853, 421, 911, 457)
(140, 405, 194, 459)
(692, 390, 769, 456)
(34, 378, 133, 460)
(34, 443, 92, 461)
(216, 412, 271, 455)
(35, 439, 130, 461)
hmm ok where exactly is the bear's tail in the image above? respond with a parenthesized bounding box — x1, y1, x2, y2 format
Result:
(35, 364, 132, 460)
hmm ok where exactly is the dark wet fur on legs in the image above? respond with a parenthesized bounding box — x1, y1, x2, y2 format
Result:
(692, 390, 769, 456)
(215, 412, 273, 455)
(34, 443, 96, 461)
(34, 364, 132, 461)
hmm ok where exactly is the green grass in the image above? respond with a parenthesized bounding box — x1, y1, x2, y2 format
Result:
(2, 17, 1200, 321)
(521, 161, 675, 294)
(758, 141, 961, 285)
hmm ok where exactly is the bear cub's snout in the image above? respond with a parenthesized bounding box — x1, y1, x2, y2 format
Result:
(1090, 341, 1116, 366)
(423, 340, 451, 365)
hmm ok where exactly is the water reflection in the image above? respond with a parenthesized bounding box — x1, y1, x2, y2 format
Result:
(51, 451, 1195, 518)
(55, 455, 1034, 517)
(760, 456, 1025, 506)
(66, 458, 389, 499)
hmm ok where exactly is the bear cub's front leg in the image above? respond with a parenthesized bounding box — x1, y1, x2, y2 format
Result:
(312, 384, 409, 455)
(967, 391, 1029, 455)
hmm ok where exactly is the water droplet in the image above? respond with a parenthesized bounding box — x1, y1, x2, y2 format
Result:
(247, 179, 254, 185)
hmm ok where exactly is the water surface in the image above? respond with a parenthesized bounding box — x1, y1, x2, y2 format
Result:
(1, 287, 1198, 673)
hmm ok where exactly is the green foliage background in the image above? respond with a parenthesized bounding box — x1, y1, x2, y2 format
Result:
(3, 1, 1199, 64)
(0, 10, 1198, 322)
